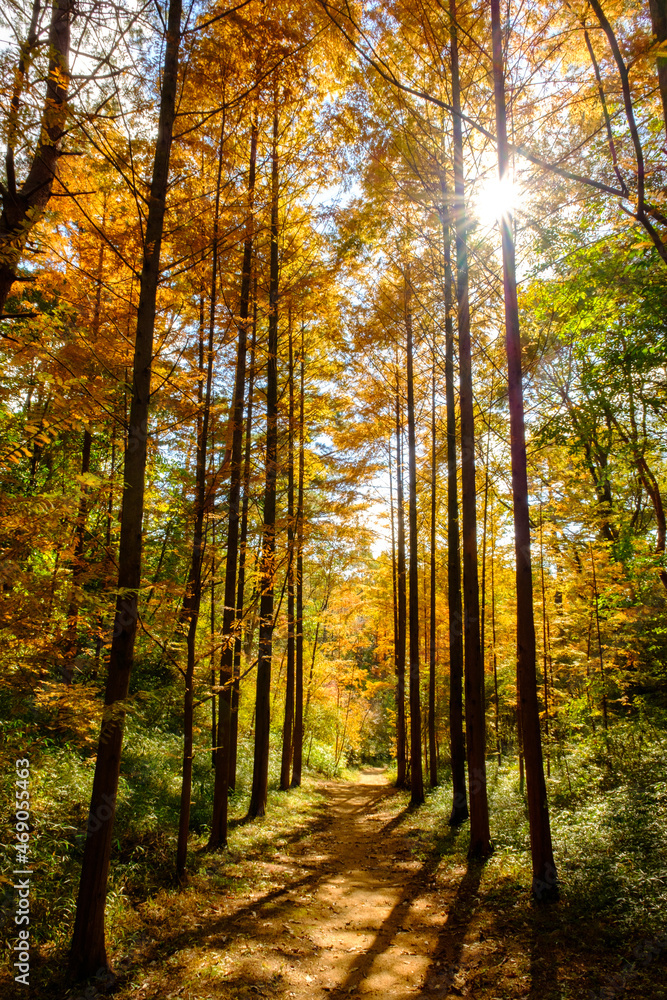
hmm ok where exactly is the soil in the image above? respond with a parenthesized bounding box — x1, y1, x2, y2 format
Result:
(64, 768, 667, 1000)
(126, 769, 477, 1000)
(224, 768, 456, 999)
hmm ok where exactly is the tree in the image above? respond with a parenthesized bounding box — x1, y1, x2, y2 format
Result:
(209, 107, 258, 848)
(442, 202, 468, 826)
(449, 0, 489, 858)
(490, 0, 558, 901)
(404, 267, 424, 806)
(248, 99, 280, 820)
(428, 349, 437, 788)
(68, 0, 184, 974)
(1, 0, 74, 311)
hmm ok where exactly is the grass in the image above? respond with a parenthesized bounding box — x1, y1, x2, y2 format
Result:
(1, 708, 666, 998)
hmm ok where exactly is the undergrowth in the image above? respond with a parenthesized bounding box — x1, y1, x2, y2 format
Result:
(1, 704, 666, 994)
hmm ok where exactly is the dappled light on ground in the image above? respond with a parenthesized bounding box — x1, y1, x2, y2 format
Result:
(67, 768, 666, 1000)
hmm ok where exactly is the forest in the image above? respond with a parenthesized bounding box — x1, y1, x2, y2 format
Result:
(0, 0, 666, 997)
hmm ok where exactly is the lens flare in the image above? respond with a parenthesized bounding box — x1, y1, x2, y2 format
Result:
(474, 173, 518, 223)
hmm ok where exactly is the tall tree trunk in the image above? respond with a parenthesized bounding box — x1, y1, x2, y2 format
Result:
(442, 193, 468, 826)
(389, 428, 400, 690)
(68, 0, 182, 974)
(63, 427, 92, 681)
(491, 0, 558, 900)
(230, 297, 258, 790)
(230, 126, 259, 789)
(248, 104, 280, 820)
(540, 508, 551, 777)
(175, 117, 227, 876)
(429, 348, 438, 788)
(395, 371, 408, 789)
(280, 312, 296, 790)
(291, 341, 305, 787)
(405, 269, 424, 806)
(450, 0, 489, 855)
(1, 0, 74, 310)
(209, 116, 257, 845)
(176, 247, 216, 878)
(480, 374, 494, 684)
(490, 510, 501, 763)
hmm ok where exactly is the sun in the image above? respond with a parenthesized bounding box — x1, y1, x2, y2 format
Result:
(474, 173, 519, 224)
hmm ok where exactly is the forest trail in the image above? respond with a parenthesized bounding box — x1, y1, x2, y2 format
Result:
(235, 768, 453, 999)
(140, 770, 495, 1000)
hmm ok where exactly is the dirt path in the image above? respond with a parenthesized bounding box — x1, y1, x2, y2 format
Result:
(256, 769, 457, 999)
(153, 769, 481, 1000)
(47, 771, 667, 999)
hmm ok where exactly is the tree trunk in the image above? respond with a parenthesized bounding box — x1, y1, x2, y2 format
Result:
(68, 0, 182, 975)
(395, 371, 408, 789)
(450, 0, 489, 856)
(248, 104, 280, 820)
(480, 376, 494, 689)
(389, 431, 399, 725)
(291, 340, 305, 787)
(491, 0, 558, 900)
(209, 116, 257, 845)
(1, 0, 74, 311)
(429, 347, 438, 788)
(490, 511, 501, 763)
(442, 192, 468, 826)
(405, 269, 424, 806)
(176, 244, 216, 877)
(540, 509, 551, 777)
(280, 313, 296, 790)
(231, 293, 258, 789)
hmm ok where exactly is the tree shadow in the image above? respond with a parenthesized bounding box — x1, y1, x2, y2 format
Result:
(417, 858, 484, 996)
(327, 828, 478, 999)
(111, 780, 406, 982)
(527, 905, 563, 999)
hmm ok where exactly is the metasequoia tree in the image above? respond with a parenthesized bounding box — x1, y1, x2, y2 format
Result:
(404, 267, 424, 806)
(442, 200, 468, 825)
(448, 0, 489, 857)
(280, 314, 296, 790)
(248, 98, 280, 819)
(428, 348, 437, 788)
(209, 106, 258, 849)
(291, 339, 305, 787)
(175, 104, 230, 875)
(68, 0, 183, 975)
(490, 0, 557, 900)
(394, 372, 408, 787)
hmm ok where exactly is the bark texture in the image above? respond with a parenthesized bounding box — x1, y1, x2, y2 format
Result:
(405, 272, 424, 806)
(1, 0, 74, 310)
(491, 0, 558, 900)
(68, 0, 182, 975)
(248, 106, 279, 820)
(450, 0, 490, 856)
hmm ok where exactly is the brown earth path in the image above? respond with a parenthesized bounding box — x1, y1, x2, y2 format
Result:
(134, 768, 498, 1000)
(237, 768, 456, 999)
(48, 770, 667, 1000)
